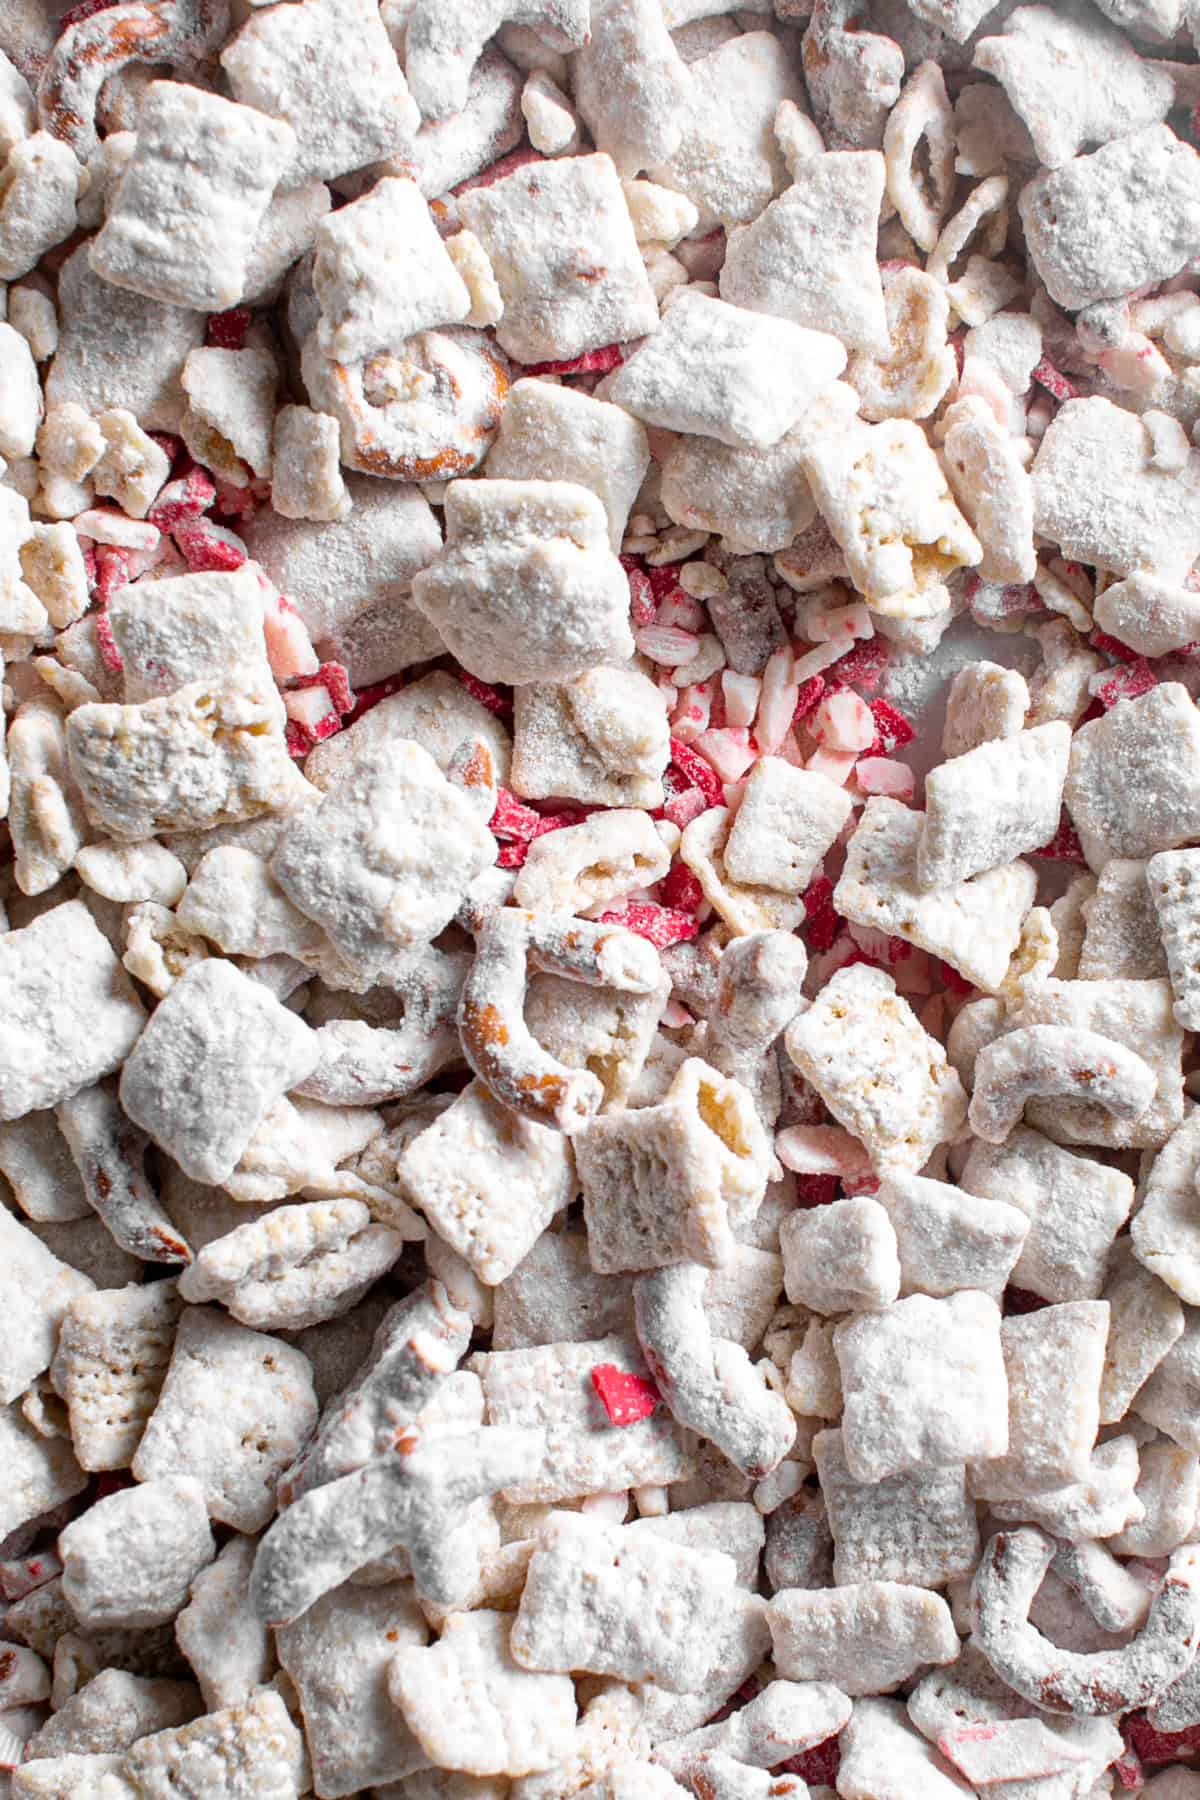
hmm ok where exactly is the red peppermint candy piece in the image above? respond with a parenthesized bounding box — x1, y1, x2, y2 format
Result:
(292, 660, 355, 717)
(490, 788, 544, 842)
(1112, 1746, 1144, 1790)
(1032, 357, 1082, 403)
(868, 697, 915, 755)
(647, 565, 688, 604)
(669, 737, 725, 808)
(802, 874, 839, 953)
(841, 1173, 882, 1197)
(522, 344, 624, 378)
(1090, 629, 1138, 664)
(173, 519, 247, 573)
(779, 1735, 841, 1786)
(1123, 1712, 1200, 1765)
(496, 842, 528, 868)
(1004, 1286, 1051, 1316)
(792, 674, 826, 723)
(795, 1174, 839, 1207)
(148, 465, 217, 530)
(833, 637, 890, 691)
(455, 670, 513, 717)
(591, 1364, 661, 1426)
(1096, 659, 1157, 709)
(343, 672, 407, 726)
(93, 604, 124, 673)
(206, 307, 252, 350)
(938, 959, 975, 996)
(285, 720, 313, 760)
(598, 902, 699, 949)
(659, 861, 705, 914)
(93, 545, 130, 606)
(1032, 811, 1087, 864)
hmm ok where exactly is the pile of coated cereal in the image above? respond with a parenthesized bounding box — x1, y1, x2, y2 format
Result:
(9, 0, 1200, 1794)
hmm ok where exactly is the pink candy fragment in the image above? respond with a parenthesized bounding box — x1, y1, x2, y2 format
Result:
(597, 902, 699, 948)
(591, 1363, 661, 1425)
(856, 757, 914, 800)
(173, 519, 248, 573)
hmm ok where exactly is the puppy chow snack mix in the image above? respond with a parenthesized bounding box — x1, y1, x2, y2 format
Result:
(8, 2, 1200, 1793)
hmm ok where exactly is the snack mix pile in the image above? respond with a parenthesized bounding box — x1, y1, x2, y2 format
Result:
(15, 0, 1200, 1796)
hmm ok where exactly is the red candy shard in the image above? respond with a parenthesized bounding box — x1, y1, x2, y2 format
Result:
(93, 604, 124, 674)
(659, 861, 705, 914)
(455, 670, 513, 716)
(1032, 810, 1087, 863)
(795, 1174, 839, 1208)
(522, 343, 624, 377)
(802, 874, 839, 952)
(93, 545, 130, 606)
(590, 1363, 661, 1426)
(490, 788, 544, 842)
(1113, 1746, 1144, 1791)
(779, 1736, 842, 1786)
(292, 660, 355, 716)
(529, 806, 591, 838)
(670, 737, 725, 807)
(938, 959, 975, 996)
(598, 902, 700, 949)
(1032, 356, 1082, 402)
(1004, 1285, 1051, 1316)
(867, 697, 915, 755)
(147, 465, 217, 530)
(1096, 659, 1158, 709)
(496, 841, 528, 868)
(662, 786, 708, 831)
(1090, 629, 1138, 664)
(206, 307, 252, 350)
(647, 565, 687, 603)
(343, 671, 407, 726)
(792, 674, 826, 723)
(285, 720, 312, 760)
(841, 1173, 882, 1197)
(1123, 1713, 1200, 1765)
(173, 519, 247, 573)
(832, 637, 890, 691)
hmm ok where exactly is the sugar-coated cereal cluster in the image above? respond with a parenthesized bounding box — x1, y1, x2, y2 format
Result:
(7, 0, 1200, 1797)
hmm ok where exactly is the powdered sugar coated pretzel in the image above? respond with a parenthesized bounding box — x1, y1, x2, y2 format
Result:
(406, 0, 590, 123)
(971, 1526, 1200, 1716)
(458, 906, 662, 1132)
(250, 1418, 542, 1623)
(633, 1261, 796, 1478)
(968, 1023, 1159, 1145)
(36, 0, 231, 162)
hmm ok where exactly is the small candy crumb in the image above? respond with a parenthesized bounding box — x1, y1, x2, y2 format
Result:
(802, 873, 839, 952)
(1032, 357, 1082, 403)
(1032, 811, 1087, 863)
(591, 1363, 661, 1425)
(454, 671, 513, 717)
(206, 308, 252, 350)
